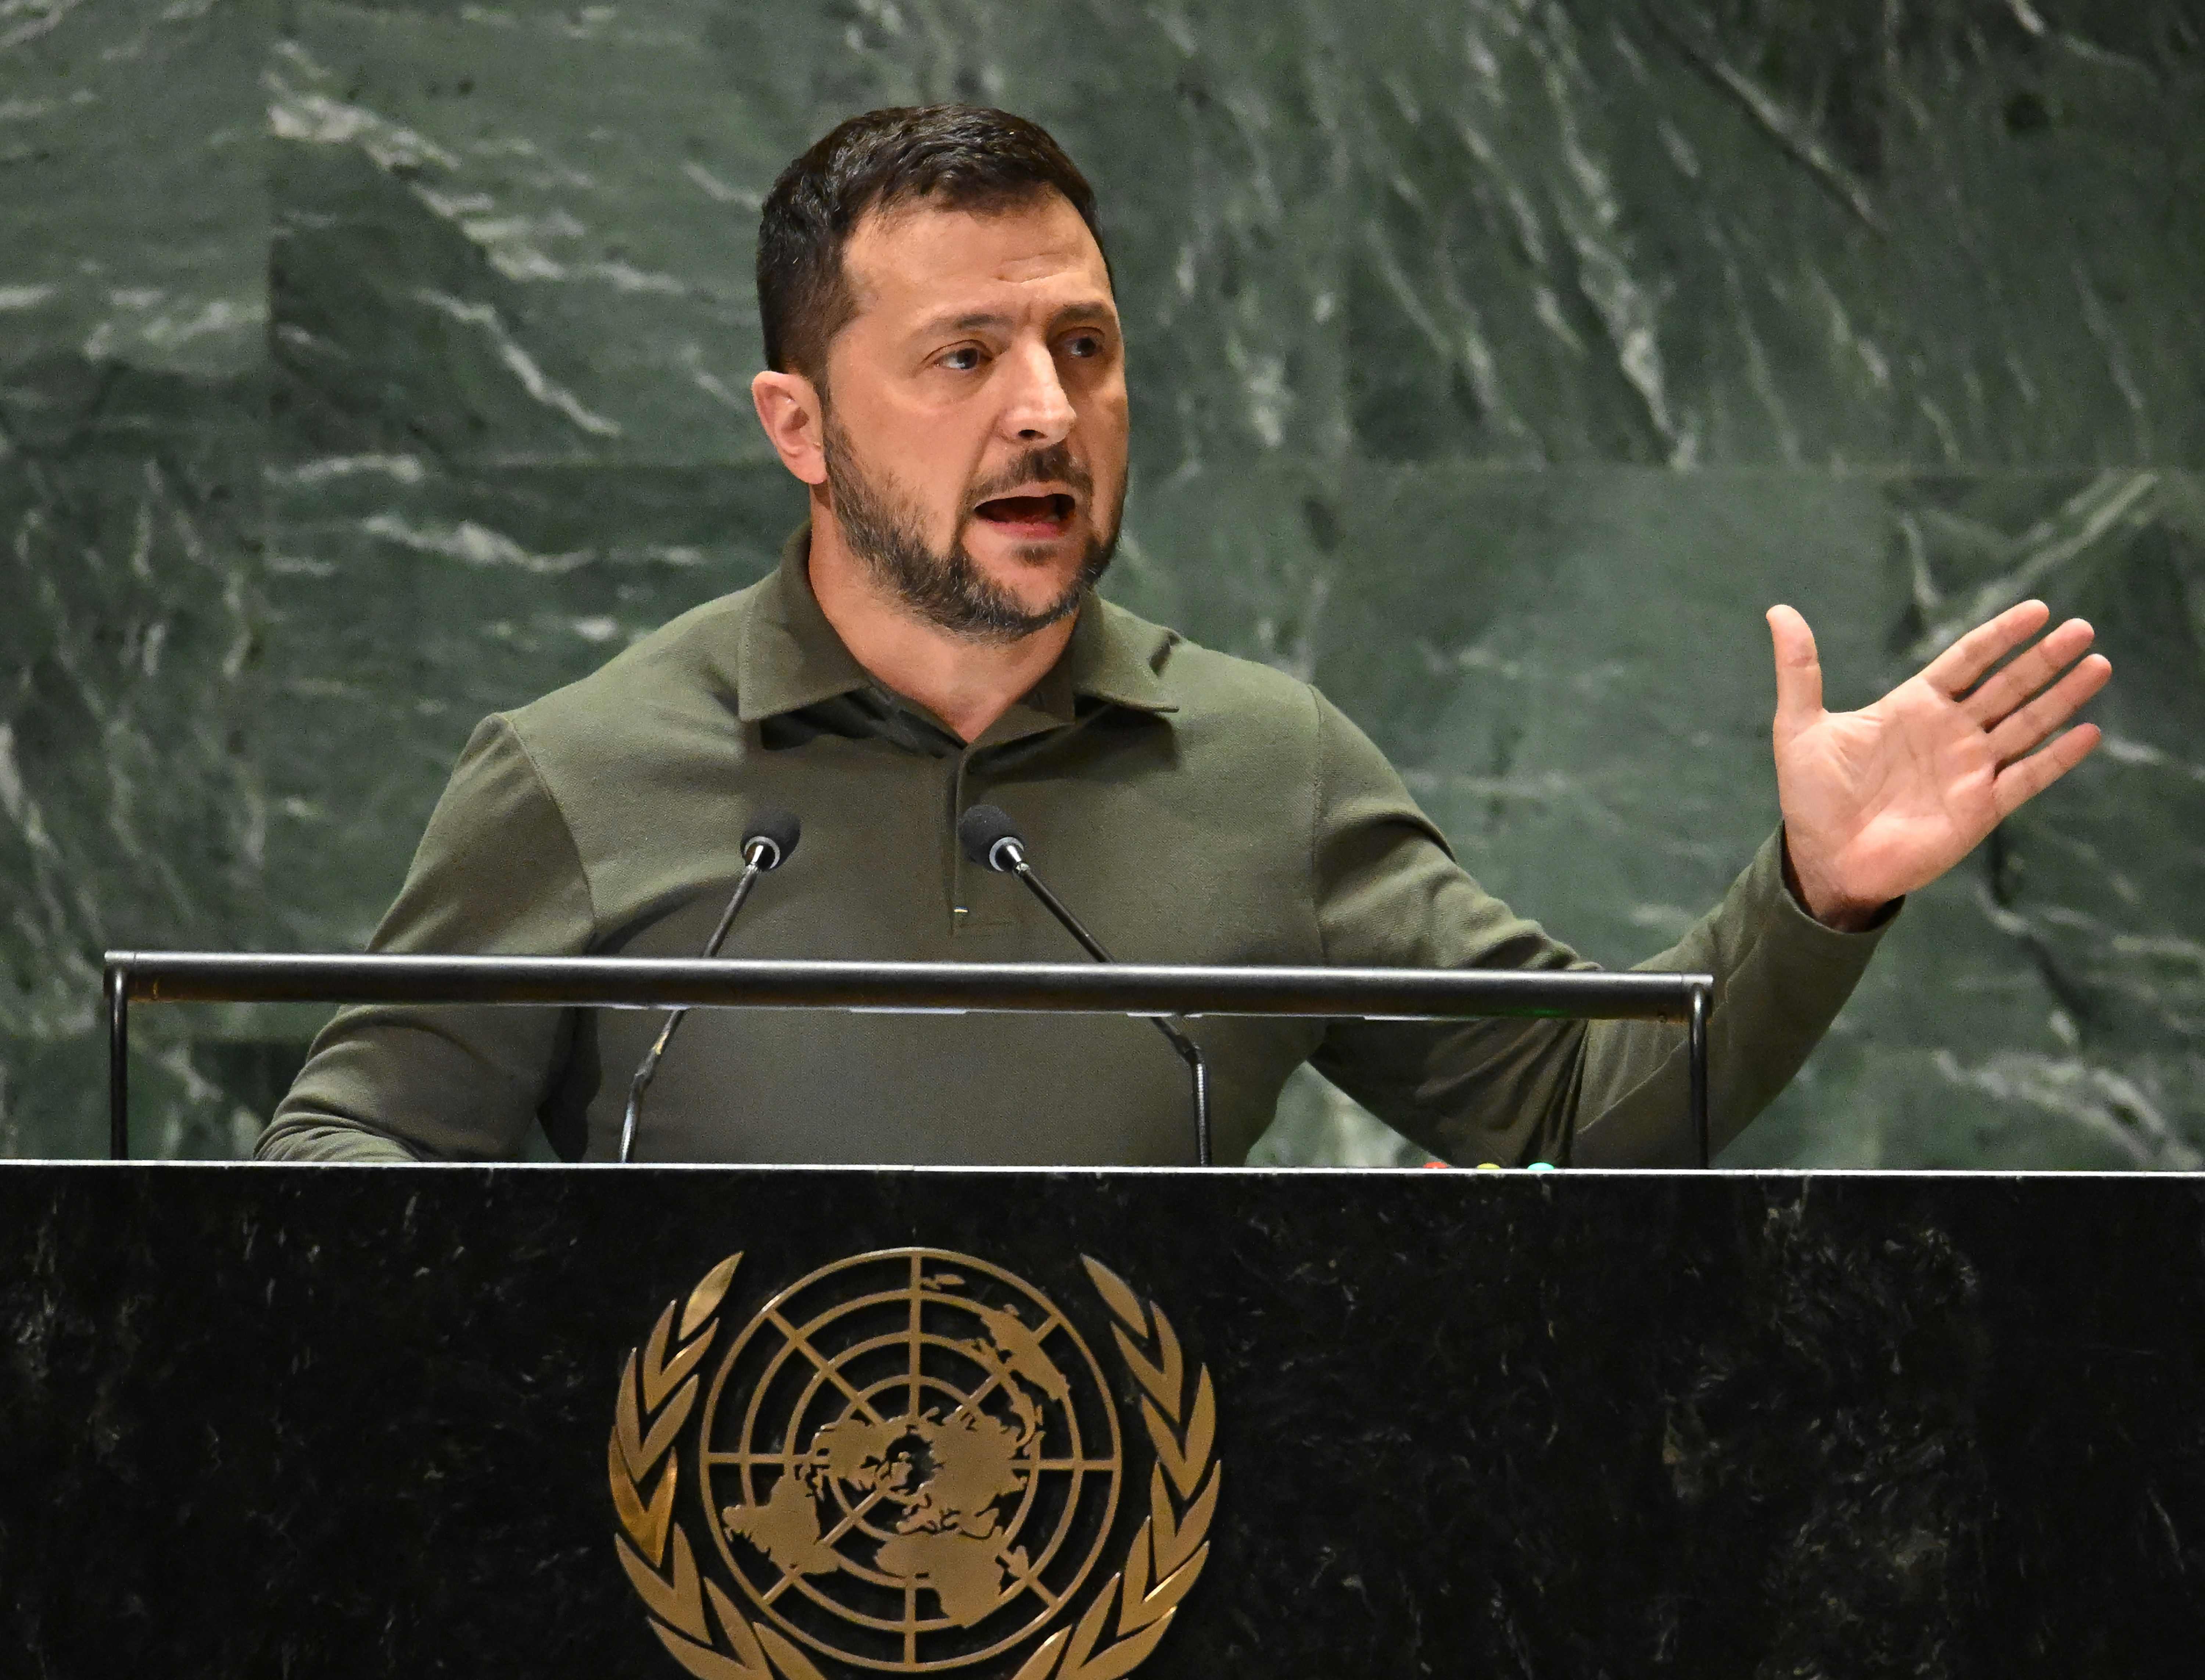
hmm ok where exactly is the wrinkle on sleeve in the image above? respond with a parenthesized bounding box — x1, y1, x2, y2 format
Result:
(254, 715, 597, 1162)
(1304, 694, 1594, 1166)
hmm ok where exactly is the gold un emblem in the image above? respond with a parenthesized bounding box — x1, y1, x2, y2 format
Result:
(609, 1248, 1220, 1679)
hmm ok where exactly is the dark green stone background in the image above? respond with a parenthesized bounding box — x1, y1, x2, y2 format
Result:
(3, 0, 2199, 1164)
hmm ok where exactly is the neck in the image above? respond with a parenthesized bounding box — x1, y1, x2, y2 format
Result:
(803, 500, 1078, 743)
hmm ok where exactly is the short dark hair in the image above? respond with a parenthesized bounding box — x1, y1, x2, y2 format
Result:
(756, 105, 1107, 382)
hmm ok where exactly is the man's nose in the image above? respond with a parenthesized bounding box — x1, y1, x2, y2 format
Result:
(998, 341, 1076, 446)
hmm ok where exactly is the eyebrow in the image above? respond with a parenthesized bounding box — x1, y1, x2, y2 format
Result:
(915, 300, 1119, 339)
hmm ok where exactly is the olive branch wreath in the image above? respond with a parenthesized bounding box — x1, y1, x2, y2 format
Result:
(607, 1252, 1219, 1680)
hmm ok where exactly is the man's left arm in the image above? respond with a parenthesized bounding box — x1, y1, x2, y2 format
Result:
(1565, 827, 1892, 1166)
(1577, 595, 2113, 1161)
(1311, 596, 2108, 1166)
(1302, 704, 1886, 1167)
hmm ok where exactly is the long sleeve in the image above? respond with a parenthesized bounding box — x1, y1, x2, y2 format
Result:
(1303, 693, 1891, 1167)
(253, 716, 597, 1163)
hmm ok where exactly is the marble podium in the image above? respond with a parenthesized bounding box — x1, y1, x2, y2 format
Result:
(4, 1164, 2202, 1677)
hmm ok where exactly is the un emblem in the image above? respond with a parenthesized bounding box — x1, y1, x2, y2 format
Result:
(609, 1249, 1219, 1680)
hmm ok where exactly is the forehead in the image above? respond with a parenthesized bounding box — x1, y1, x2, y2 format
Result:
(840, 194, 1114, 331)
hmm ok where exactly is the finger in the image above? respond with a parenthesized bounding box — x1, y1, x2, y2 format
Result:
(1920, 598, 2053, 698)
(1993, 722, 2102, 817)
(1987, 653, 2112, 763)
(1964, 617, 2097, 725)
(1766, 604, 1824, 735)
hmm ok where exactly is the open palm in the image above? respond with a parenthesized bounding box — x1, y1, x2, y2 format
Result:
(1768, 600, 2111, 930)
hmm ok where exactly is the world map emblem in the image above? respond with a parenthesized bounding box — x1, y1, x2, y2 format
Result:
(609, 1249, 1220, 1680)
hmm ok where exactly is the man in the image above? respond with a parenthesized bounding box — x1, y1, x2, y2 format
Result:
(257, 106, 2109, 1167)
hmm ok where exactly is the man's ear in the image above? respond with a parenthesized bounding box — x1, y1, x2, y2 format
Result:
(751, 369, 829, 487)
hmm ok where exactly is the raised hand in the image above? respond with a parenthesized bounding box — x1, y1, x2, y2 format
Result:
(1767, 600, 2111, 930)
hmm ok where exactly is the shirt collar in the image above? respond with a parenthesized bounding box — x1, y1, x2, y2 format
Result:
(732, 526, 876, 722)
(735, 524, 1178, 725)
(1058, 591, 1178, 716)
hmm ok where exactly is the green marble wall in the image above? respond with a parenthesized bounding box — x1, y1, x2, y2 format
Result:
(3, 0, 2199, 1163)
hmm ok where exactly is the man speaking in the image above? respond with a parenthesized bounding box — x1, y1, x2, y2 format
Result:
(257, 106, 2109, 1167)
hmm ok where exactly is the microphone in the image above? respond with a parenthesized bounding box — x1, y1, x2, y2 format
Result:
(618, 808, 801, 1163)
(958, 804, 1213, 1166)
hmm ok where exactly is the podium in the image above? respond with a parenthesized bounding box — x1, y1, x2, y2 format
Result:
(4, 1163, 2203, 1676)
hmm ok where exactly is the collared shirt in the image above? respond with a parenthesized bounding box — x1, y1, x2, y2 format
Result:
(259, 529, 1890, 1166)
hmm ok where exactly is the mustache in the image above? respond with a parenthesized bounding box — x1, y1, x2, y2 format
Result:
(968, 445, 1093, 505)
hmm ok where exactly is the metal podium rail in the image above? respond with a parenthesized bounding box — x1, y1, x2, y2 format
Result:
(101, 951, 1716, 1166)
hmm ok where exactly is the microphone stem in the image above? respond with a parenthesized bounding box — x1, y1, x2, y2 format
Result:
(1008, 857, 1214, 1167)
(619, 844, 768, 1164)
(701, 857, 767, 960)
(1007, 858, 1108, 962)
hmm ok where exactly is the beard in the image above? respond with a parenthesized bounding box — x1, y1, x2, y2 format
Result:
(822, 420, 1121, 646)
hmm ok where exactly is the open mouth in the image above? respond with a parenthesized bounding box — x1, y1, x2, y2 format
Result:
(973, 492, 1076, 534)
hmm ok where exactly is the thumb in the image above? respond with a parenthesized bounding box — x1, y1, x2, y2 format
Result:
(1767, 604, 1825, 737)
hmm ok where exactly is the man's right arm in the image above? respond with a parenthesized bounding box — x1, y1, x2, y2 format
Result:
(254, 716, 597, 1163)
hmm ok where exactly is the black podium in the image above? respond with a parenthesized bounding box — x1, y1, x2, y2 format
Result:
(5, 1163, 2204, 1678)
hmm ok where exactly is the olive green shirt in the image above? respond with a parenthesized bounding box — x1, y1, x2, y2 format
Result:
(258, 529, 1890, 1167)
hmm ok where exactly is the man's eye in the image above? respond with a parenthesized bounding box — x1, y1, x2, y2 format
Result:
(941, 346, 983, 372)
(1064, 333, 1104, 359)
